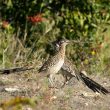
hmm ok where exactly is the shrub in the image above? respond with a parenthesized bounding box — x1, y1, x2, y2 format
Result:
(0, 0, 110, 74)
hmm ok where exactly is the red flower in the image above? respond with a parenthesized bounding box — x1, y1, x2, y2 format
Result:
(27, 14, 43, 23)
(2, 21, 9, 28)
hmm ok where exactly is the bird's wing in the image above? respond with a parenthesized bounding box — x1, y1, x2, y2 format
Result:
(38, 60, 49, 72)
(38, 55, 57, 73)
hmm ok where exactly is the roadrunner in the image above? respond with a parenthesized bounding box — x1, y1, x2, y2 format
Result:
(53, 40, 109, 94)
(38, 39, 70, 79)
(0, 39, 70, 78)
(62, 59, 109, 94)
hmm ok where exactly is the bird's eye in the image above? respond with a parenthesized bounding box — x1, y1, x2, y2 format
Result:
(56, 43, 60, 48)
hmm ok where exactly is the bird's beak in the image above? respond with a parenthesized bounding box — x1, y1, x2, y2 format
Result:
(65, 40, 71, 44)
(71, 40, 81, 43)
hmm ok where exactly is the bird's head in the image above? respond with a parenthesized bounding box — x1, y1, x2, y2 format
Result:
(54, 39, 70, 48)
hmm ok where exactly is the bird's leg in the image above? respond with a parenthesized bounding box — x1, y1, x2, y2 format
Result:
(48, 74, 56, 88)
(48, 74, 67, 89)
(63, 74, 73, 85)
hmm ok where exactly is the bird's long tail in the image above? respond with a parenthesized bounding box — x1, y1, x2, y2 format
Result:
(0, 67, 34, 74)
(78, 71, 109, 94)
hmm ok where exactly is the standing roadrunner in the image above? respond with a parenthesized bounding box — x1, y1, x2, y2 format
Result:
(38, 39, 70, 86)
(53, 40, 109, 94)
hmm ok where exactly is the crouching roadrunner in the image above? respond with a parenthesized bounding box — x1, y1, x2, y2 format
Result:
(38, 39, 70, 79)
(62, 59, 109, 94)
(53, 40, 109, 94)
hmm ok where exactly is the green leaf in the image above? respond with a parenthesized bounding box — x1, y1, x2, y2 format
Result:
(7, 0, 13, 8)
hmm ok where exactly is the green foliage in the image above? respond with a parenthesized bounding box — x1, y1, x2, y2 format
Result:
(0, 0, 110, 74)
(0, 97, 36, 110)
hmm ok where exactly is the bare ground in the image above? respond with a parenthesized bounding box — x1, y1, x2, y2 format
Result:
(0, 70, 110, 110)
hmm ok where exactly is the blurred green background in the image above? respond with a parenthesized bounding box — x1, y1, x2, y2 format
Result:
(0, 0, 110, 75)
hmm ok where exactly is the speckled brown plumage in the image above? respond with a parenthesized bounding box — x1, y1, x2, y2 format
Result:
(38, 39, 70, 77)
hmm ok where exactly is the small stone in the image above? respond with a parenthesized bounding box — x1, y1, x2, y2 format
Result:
(4, 87, 20, 92)
(85, 102, 89, 106)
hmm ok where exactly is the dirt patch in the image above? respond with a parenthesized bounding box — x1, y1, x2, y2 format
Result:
(0, 70, 110, 110)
